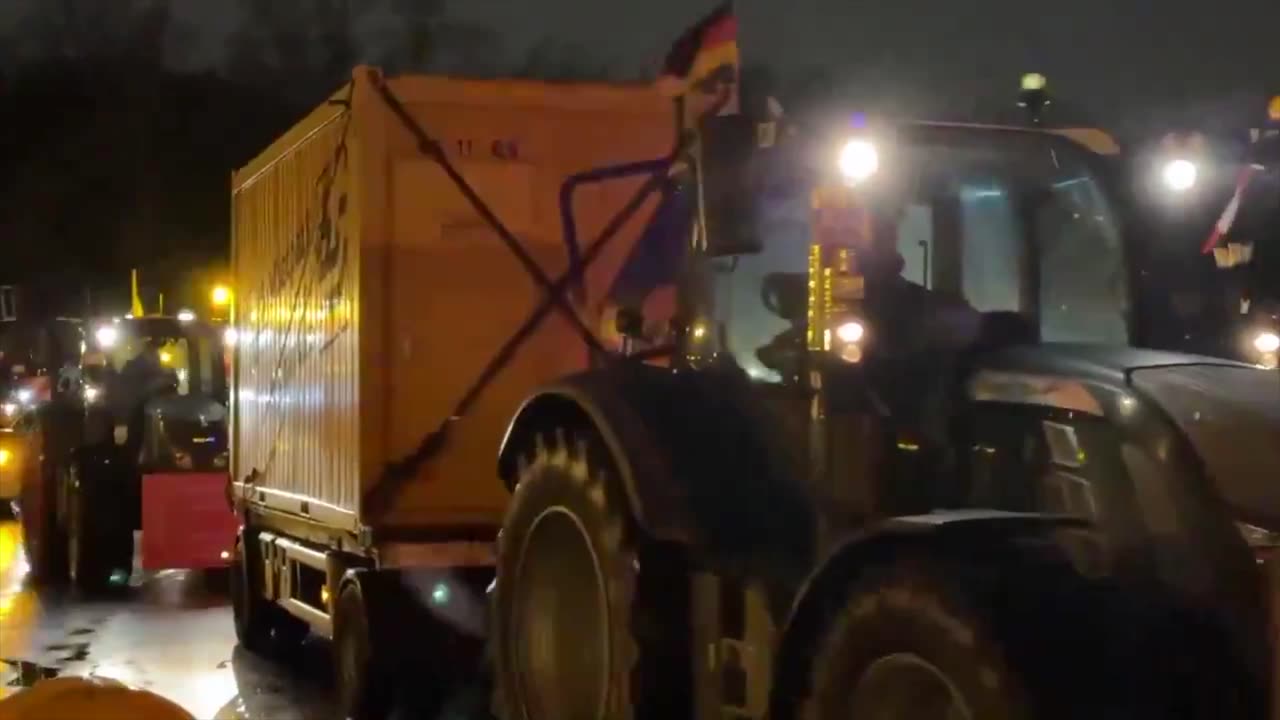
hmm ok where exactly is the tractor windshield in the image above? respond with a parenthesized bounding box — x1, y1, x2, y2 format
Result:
(716, 125, 1131, 381)
(85, 318, 227, 407)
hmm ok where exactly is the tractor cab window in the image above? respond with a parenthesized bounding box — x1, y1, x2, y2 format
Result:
(708, 126, 1131, 382)
(881, 127, 1129, 344)
(101, 333, 193, 397)
(86, 320, 227, 403)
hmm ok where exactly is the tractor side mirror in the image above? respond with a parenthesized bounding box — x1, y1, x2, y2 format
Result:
(699, 114, 763, 257)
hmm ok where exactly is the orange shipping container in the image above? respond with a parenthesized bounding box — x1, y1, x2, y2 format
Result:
(230, 67, 675, 538)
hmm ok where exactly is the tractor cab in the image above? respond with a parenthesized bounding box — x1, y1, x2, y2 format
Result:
(0, 318, 82, 428)
(63, 314, 235, 586)
(687, 111, 1132, 383)
(82, 315, 229, 471)
(627, 84, 1280, 539)
(1127, 99, 1280, 365)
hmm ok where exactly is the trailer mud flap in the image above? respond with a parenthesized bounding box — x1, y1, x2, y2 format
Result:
(140, 473, 236, 571)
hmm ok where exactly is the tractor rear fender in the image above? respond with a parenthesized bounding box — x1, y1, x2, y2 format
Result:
(496, 368, 696, 544)
(768, 511, 1094, 720)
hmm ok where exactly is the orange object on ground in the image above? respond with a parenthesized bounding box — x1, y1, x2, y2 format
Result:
(0, 676, 194, 720)
(140, 473, 237, 571)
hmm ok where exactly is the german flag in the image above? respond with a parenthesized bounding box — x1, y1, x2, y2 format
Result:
(656, 3, 740, 106)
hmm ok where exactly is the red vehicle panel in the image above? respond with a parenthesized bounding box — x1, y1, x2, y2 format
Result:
(140, 473, 236, 571)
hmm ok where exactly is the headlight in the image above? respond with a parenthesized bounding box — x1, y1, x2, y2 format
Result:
(95, 325, 119, 349)
(1161, 158, 1197, 192)
(14, 389, 32, 406)
(825, 317, 867, 364)
(83, 385, 101, 404)
(835, 319, 865, 344)
(1253, 331, 1280, 354)
(837, 139, 879, 186)
(1, 403, 16, 418)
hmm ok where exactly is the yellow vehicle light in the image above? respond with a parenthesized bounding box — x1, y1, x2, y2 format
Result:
(211, 284, 232, 307)
(834, 319, 865, 344)
(0, 448, 11, 467)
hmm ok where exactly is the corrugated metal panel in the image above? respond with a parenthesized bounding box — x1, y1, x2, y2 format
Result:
(231, 91, 362, 527)
(233, 68, 674, 531)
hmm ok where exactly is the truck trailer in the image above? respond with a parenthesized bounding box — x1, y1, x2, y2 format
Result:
(231, 66, 1280, 720)
(228, 66, 675, 715)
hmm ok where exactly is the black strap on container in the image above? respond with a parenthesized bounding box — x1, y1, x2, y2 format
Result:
(363, 71, 686, 519)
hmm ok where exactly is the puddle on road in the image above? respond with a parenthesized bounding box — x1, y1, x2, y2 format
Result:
(1, 659, 60, 688)
(43, 642, 91, 664)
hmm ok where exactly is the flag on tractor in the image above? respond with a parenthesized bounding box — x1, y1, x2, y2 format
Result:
(130, 269, 145, 317)
(1202, 165, 1262, 258)
(656, 3, 741, 118)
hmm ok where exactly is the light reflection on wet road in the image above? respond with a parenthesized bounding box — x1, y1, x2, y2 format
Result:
(0, 513, 337, 719)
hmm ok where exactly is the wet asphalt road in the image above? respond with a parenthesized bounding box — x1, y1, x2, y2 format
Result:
(0, 512, 337, 719)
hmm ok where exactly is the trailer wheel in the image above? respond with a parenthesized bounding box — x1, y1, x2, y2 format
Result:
(493, 428, 679, 720)
(797, 564, 1031, 720)
(333, 580, 396, 720)
(67, 465, 132, 596)
(230, 531, 308, 657)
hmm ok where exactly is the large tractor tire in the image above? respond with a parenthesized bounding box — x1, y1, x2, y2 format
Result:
(229, 529, 308, 658)
(20, 461, 68, 585)
(67, 464, 133, 596)
(796, 563, 1033, 720)
(492, 427, 684, 720)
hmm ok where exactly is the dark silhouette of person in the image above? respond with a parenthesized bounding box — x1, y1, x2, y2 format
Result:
(112, 338, 176, 459)
(861, 201, 984, 356)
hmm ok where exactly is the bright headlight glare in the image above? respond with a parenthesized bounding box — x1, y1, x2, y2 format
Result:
(1254, 331, 1280, 354)
(1162, 158, 1197, 192)
(835, 320, 865, 344)
(0, 449, 10, 467)
(95, 325, 119, 348)
(1, 403, 16, 417)
(838, 139, 879, 185)
(14, 389, 32, 405)
(83, 385, 101, 403)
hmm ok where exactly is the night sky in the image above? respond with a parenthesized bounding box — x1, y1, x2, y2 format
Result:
(7, 0, 1280, 129)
